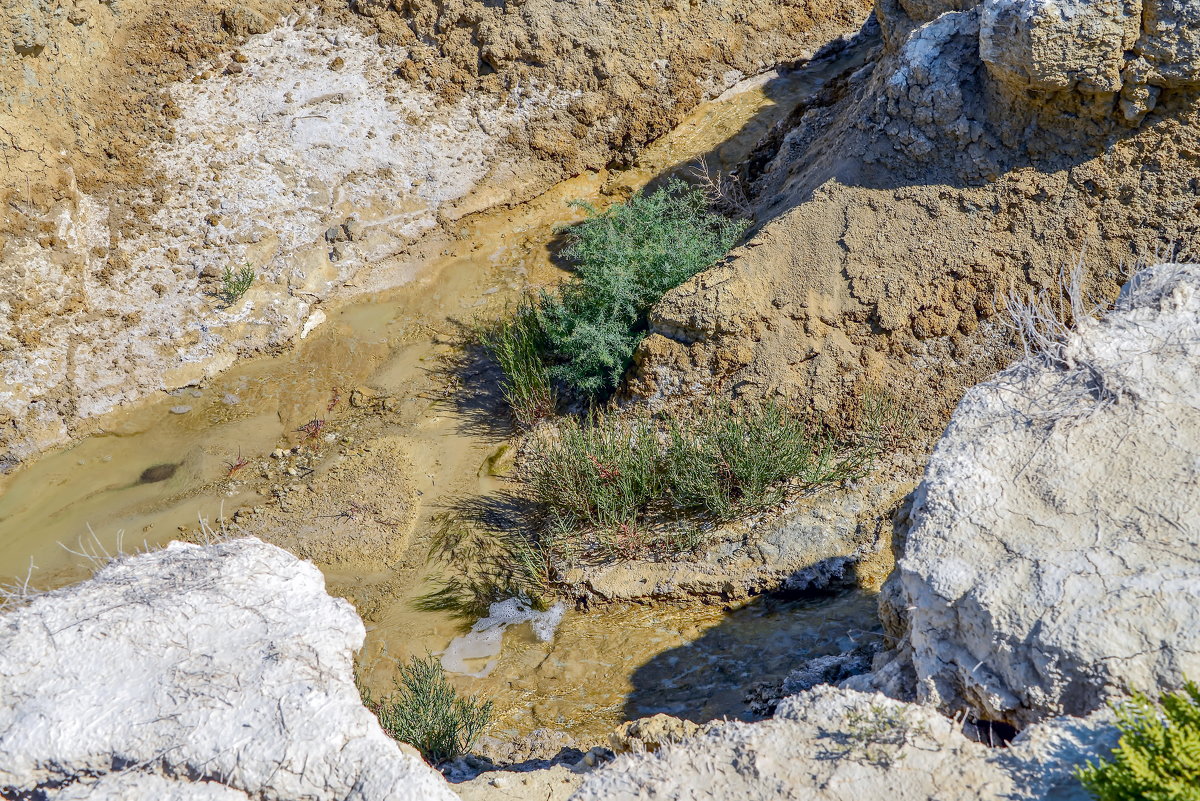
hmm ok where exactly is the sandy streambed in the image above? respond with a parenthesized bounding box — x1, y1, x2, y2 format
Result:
(0, 57, 880, 746)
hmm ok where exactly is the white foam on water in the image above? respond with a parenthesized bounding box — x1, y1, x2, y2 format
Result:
(440, 599, 566, 679)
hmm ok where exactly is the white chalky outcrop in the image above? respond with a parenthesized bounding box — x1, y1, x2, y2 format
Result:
(0, 538, 455, 801)
(884, 262, 1200, 723)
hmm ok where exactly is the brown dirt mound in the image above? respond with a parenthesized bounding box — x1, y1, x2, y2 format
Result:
(631, 4, 1200, 438)
(0, 0, 871, 468)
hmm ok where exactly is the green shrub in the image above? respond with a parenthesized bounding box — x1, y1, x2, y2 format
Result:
(1078, 682, 1200, 800)
(539, 180, 746, 395)
(219, 263, 255, 305)
(363, 654, 493, 764)
(831, 703, 928, 769)
(477, 299, 557, 427)
(480, 181, 745, 412)
(665, 401, 859, 521)
(524, 413, 665, 531)
(523, 402, 869, 550)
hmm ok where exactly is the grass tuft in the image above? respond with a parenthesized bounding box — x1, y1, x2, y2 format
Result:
(524, 413, 665, 532)
(361, 654, 493, 764)
(420, 399, 885, 615)
(476, 299, 557, 427)
(664, 400, 860, 521)
(523, 400, 872, 554)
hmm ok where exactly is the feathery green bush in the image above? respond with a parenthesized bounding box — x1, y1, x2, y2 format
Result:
(537, 179, 746, 395)
(219, 263, 255, 305)
(363, 654, 493, 764)
(1078, 681, 1200, 801)
(481, 180, 745, 412)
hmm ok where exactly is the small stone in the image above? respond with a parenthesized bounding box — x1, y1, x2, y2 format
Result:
(221, 5, 270, 37)
(349, 386, 377, 407)
(12, 14, 47, 56)
(204, 213, 222, 226)
(224, 62, 244, 75)
(271, 448, 287, 459)
(169, 405, 192, 415)
(579, 747, 614, 768)
(232, 51, 248, 63)
(342, 219, 363, 241)
(329, 56, 345, 71)
(199, 264, 223, 280)
(324, 225, 348, 243)
(353, 0, 391, 15)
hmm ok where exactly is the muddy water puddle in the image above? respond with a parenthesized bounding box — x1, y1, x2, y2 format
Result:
(0, 60, 880, 744)
(361, 589, 881, 745)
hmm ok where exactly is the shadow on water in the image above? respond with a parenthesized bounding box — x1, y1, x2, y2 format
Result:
(622, 562, 885, 726)
(430, 318, 521, 442)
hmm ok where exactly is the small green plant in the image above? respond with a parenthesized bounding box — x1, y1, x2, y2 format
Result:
(833, 704, 927, 768)
(476, 299, 556, 427)
(525, 413, 665, 532)
(539, 179, 746, 396)
(522, 402, 870, 555)
(1077, 681, 1200, 800)
(665, 400, 859, 521)
(362, 654, 493, 764)
(219, 263, 255, 305)
(480, 180, 746, 414)
(855, 388, 916, 453)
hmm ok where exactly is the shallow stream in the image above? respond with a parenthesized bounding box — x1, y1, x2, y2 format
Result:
(0, 56, 880, 744)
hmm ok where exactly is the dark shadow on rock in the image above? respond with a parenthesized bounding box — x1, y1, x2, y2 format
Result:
(643, 12, 1182, 242)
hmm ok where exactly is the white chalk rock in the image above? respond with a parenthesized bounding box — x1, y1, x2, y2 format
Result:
(570, 685, 1115, 800)
(0, 538, 457, 801)
(891, 262, 1200, 724)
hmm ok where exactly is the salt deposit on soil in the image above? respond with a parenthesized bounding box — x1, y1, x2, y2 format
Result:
(132, 17, 563, 296)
